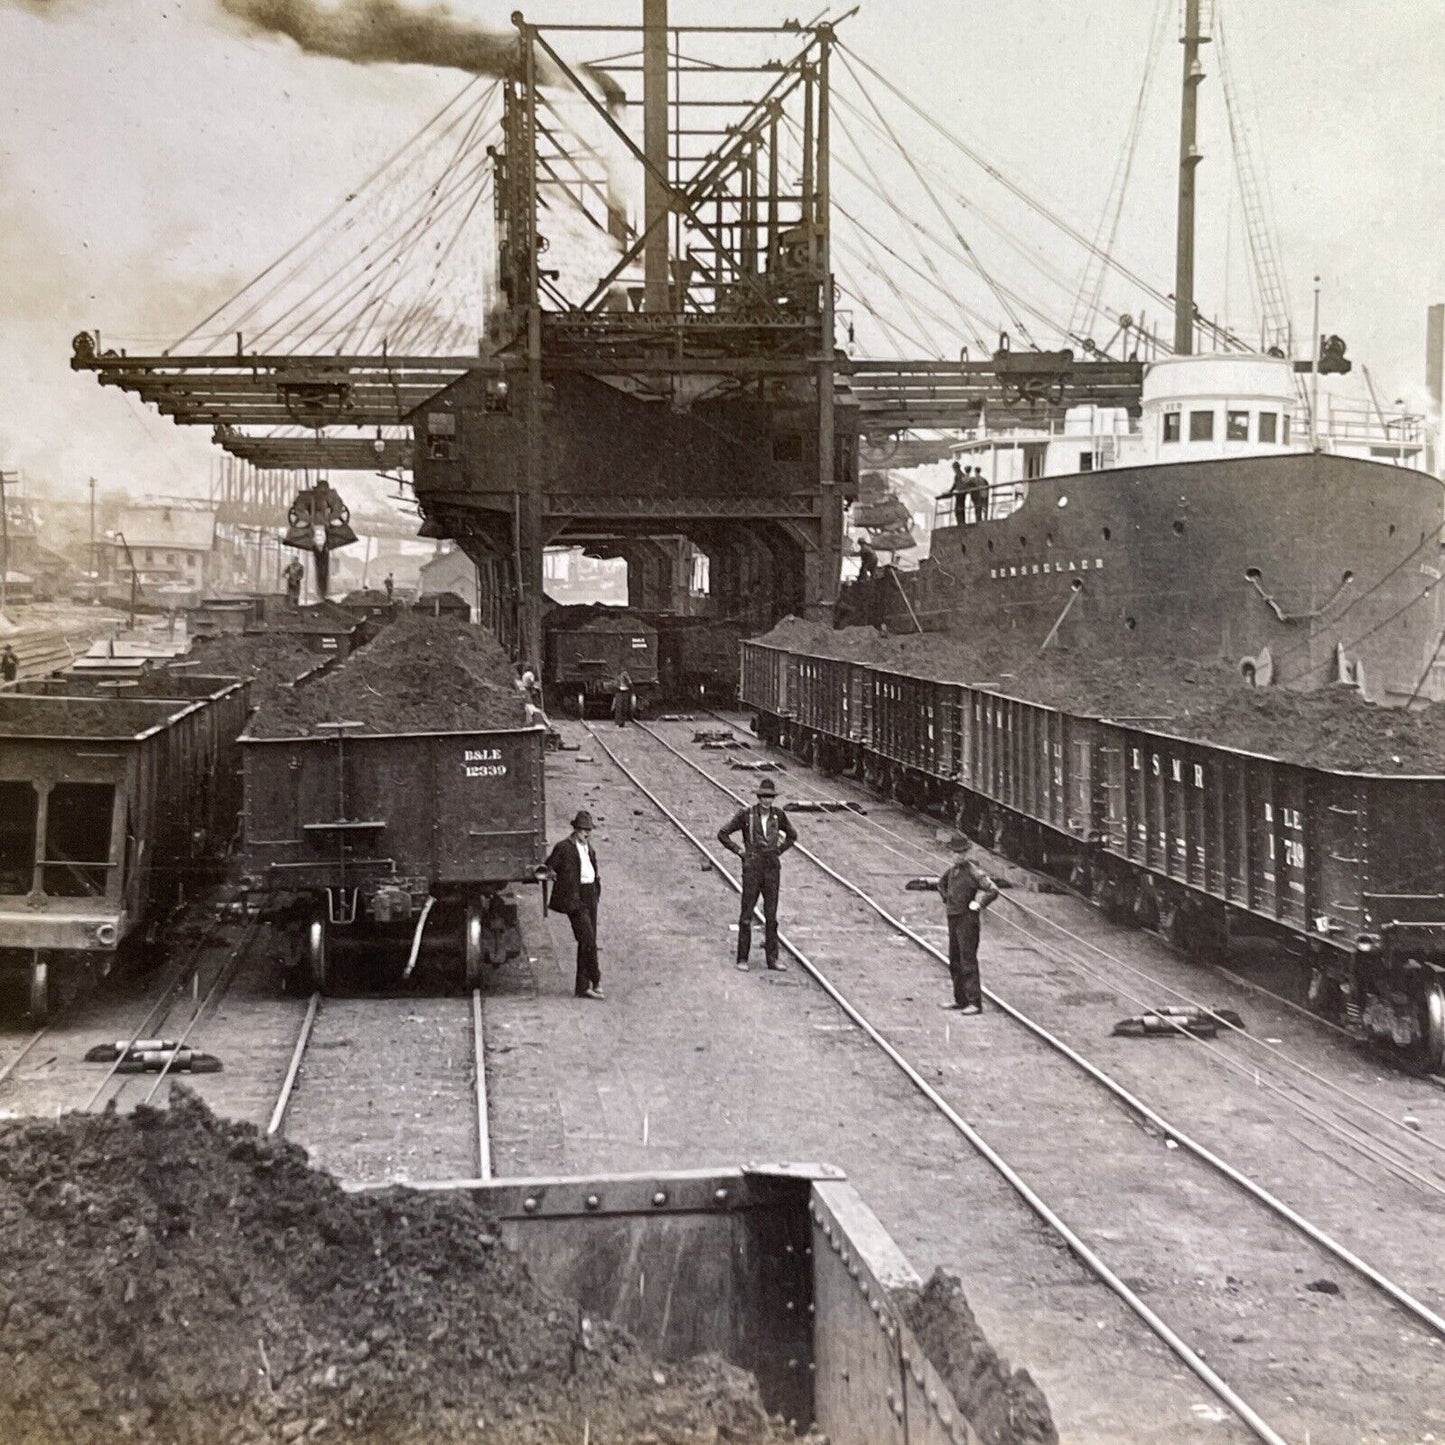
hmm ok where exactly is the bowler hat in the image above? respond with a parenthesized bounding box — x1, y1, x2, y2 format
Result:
(572, 810, 595, 830)
(947, 831, 971, 852)
(755, 777, 778, 798)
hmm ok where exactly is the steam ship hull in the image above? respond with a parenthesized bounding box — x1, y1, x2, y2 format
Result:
(846, 452, 1445, 703)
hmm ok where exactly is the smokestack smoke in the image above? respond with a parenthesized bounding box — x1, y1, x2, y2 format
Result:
(218, 0, 535, 82)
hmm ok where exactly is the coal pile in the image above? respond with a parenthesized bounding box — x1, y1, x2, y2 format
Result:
(545, 602, 652, 633)
(757, 617, 1445, 773)
(898, 1271, 1057, 1445)
(249, 615, 528, 738)
(0, 1092, 808, 1445)
(0, 695, 182, 738)
(174, 634, 329, 714)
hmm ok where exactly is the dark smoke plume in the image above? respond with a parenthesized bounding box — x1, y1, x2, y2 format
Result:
(217, 0, 537, 82)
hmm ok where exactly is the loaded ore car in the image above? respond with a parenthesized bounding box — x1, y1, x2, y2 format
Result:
(239, 615, 547, 992)
(542, 603, 659, 716)
(654, 614, 744, 703)
(0, 682, 248, 1021)
(741, 633, 1445, 1070)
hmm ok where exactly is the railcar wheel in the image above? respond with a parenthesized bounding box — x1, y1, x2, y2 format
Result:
(1418, 978, 1445, 1072)
(464, 898, 486, 990)
(306, 912, 329, 994)
(28, 958, 52, 1026)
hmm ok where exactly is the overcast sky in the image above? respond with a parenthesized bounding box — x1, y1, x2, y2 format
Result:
(3, 0, 1444, 504)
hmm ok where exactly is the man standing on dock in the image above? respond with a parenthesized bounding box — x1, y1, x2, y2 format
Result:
(283, 557, 304, 604)
(937, 833, 998, 1013)
(0, 644, 17, 682)
(546, 810, 604, 1000)
(718, 777, 797, 973)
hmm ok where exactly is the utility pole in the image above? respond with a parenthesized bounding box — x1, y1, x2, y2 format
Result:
(0, 468, 13, 618)
(89, 477, 97, 585)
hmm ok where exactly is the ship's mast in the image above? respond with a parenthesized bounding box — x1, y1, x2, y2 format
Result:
(1174, 0, 1210, 355)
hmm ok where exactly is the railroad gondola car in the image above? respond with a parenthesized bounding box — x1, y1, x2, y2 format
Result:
(654, 615, 744, 704)
(741, 639, 1445, 1069)
(542, 604, 659, 716)
(239, 718, 547, 993)
(0, 681, 249, 1021)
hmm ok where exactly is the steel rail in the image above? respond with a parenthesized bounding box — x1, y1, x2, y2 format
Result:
(79, 918, 239, 1114)
(629, 718, 1445, 1342)
(700, 705, 1445, 1157)
(473, 988, 493, 1181)
(583, 721, 1291, 1445)
(0, 1025, 53, 1090)
(136, 920, 261, 1107)
(267, 992, 320, 1138)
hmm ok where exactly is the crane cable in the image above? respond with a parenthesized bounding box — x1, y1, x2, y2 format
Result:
(835, 47, 1036, 348)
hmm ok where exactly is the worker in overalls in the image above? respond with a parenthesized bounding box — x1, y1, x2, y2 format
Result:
(283, 557, 305, 604)
(612, 669, 635, 728)
(936, 832, 998, 1013)
(717, 777, 798, 973)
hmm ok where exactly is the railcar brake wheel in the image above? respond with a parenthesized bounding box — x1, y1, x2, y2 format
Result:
(464, 899, 486, 990)
(306, 912, 329, 994)
(29, 959, 51, 1026)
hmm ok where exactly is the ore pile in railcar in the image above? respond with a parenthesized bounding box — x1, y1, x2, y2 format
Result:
(758, 617, 1445, 772)
(0, 1092, 817, 1445)
(242, 616, 544, 993)
(542, 603, 659, 716)
(173, 631, 334, 713)
(745, 620, 1445, 1068)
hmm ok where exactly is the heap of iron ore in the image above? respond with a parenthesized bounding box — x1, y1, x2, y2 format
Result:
(0, 1092, 816, 1445)
(173, 632, 330, 714)
(249, 615, 528, 738)
(758, 617, 1445, 773)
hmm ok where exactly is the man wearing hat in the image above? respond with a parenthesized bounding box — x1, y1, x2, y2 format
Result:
(937, 833, 998, 1013)
(717, 777, 798, 973)
(545, 810, 604, 999)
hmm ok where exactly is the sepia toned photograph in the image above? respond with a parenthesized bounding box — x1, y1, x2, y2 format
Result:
(2, 2, 1444, 1441)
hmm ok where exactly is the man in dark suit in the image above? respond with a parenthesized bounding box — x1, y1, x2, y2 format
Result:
(546, 810, 604, 999)
(717, 777, 797, 973)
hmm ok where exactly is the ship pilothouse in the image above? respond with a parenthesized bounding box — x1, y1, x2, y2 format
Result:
(936, 351, 1429, 532)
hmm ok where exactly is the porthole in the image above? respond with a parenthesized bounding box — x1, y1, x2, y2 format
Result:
(1124, 616, 1137, 631)
(1244, 567, 1262, 581)
(1173, 521, 1186, 536)
(1102, 526, 1112, 541)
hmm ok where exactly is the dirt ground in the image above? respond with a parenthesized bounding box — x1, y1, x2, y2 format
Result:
(0, 1091, 812, 1445)
(479, 718, 1445, 1445)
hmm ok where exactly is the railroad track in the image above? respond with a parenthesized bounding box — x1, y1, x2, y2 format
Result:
(671, 710, 1445, 1200)
(0, 911, 257, 1118)
(265, 983, 491, 1188)
(585, 716, 1445, 1445)
(695, 706, 1445, 1184)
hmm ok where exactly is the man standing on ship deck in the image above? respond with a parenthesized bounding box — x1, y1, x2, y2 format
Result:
(718, 777, 797, 973)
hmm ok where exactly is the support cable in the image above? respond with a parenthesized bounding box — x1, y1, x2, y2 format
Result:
(173, 80, 493, 353)
(835, 47, 1035, 347)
